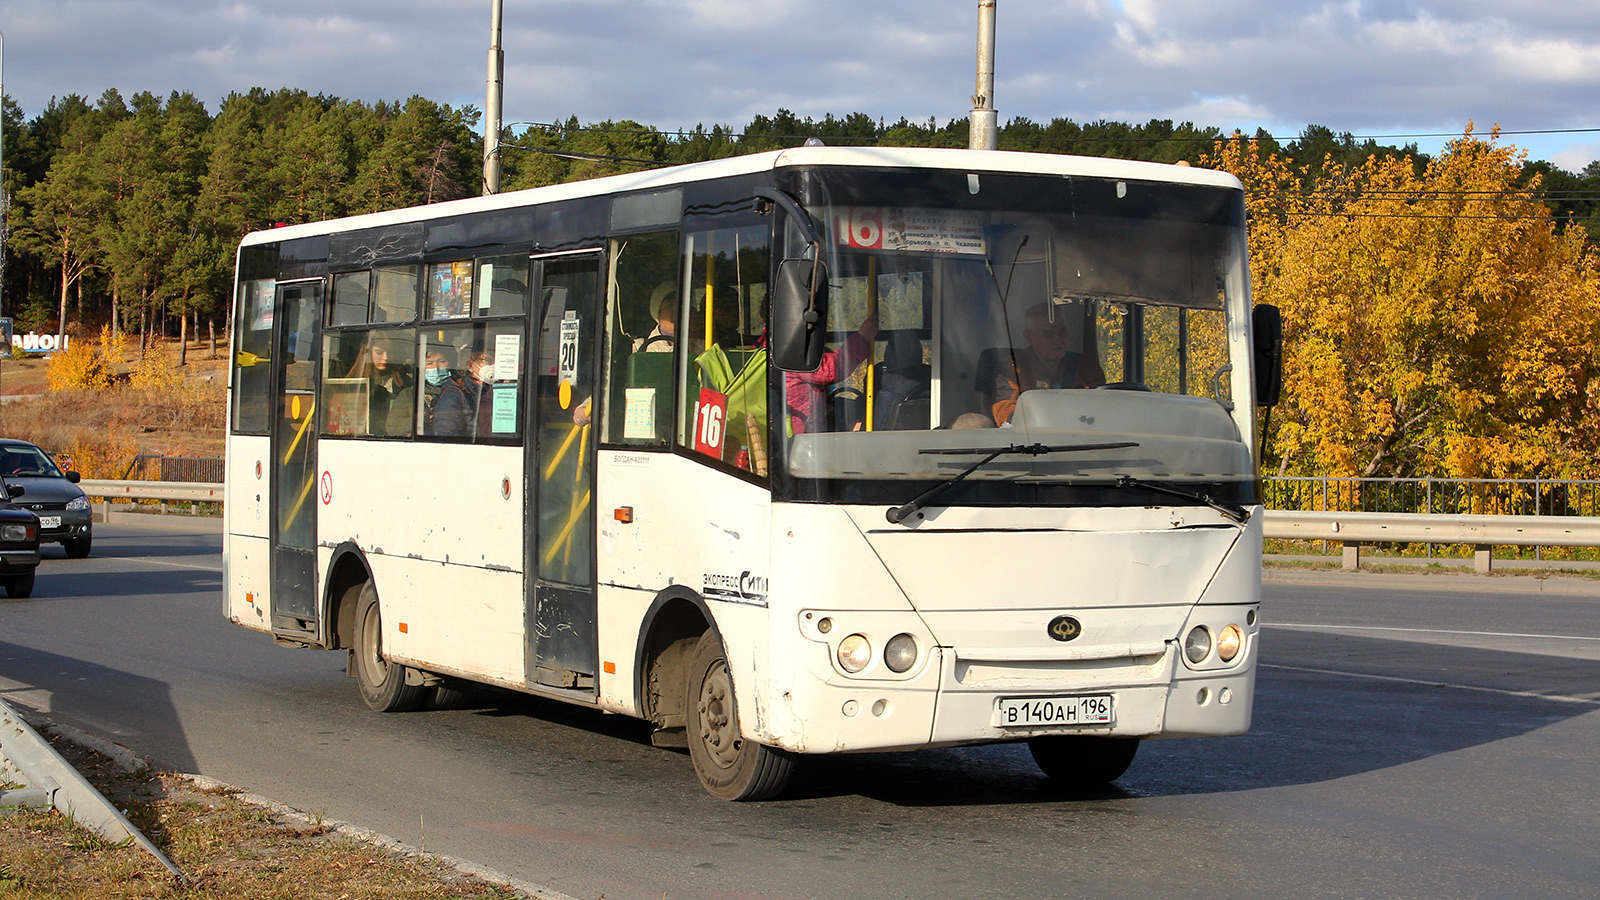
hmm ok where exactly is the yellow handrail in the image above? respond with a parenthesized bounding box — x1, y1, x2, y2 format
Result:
(282, 397, 316, 464)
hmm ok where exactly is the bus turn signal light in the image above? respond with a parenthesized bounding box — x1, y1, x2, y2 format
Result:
(614, 507, 633, 523)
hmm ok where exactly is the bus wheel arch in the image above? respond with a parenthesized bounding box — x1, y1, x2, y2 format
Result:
(324, 542, 371, 651)
(636, 588, 715, 744)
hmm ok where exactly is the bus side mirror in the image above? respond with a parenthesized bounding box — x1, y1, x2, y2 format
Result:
(1252, 303, 1283, 408)
(771, 257, 830, 372)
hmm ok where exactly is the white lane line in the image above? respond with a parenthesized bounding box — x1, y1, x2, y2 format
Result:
(1260, 663, 1600, 706)
(1267, 623, 1600, 642)
(107, 557, 223, 574)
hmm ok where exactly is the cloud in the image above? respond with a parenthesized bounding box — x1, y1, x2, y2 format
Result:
(1550, 143, 1600, 173)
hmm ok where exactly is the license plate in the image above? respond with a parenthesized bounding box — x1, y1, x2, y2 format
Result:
(39, 516, 61, 529)
(996, 695, 1113, 728)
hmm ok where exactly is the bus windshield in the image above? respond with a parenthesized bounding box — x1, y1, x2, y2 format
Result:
(774, 166, 1256, 509)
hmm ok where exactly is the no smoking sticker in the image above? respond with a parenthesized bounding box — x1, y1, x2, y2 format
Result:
(320, 470, 333, 505)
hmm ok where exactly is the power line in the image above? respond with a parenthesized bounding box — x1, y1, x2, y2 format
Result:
(507, 119, 1600, 151)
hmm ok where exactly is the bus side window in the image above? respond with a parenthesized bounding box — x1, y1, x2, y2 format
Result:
(679, 225, 771, 476)
(601, 231, 679, 446)
(231, 275, 276, 434)
(322, 328, 418, 438)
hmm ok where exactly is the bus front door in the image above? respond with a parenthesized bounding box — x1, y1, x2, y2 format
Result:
(526, 252, 603, 694)
(268, 279, 323, 641)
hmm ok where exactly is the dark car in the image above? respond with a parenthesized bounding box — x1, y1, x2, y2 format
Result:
(0, 439, 92, 558)
(0, 478, 41, 597)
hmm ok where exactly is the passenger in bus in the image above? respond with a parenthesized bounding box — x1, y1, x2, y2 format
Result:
(631, 287, 678, 353)
(416, 347, 456, 433)
(433, 348, 496, 438)
(786, 312, 878, 434)
(346, 335, 414, 436)
(990, 303, 1105, 425)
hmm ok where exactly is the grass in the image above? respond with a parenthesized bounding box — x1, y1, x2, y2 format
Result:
(0, 731, 522, 900)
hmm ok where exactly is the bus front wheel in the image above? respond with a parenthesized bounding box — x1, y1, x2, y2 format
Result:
(1028, 735, 1139, 786)
(686, 631, 793, 801)
(353, 582, 427, 713)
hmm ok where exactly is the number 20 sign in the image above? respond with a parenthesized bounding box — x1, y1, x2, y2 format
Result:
(694, 388, 729, 456)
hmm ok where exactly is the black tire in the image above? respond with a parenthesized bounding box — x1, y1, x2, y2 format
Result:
(352, 582, 427, 712)
(1028, 735, 1139, 786)
(64, 536, 91, 559)
(424, 678, 478, 710)
(686, 630, 793, 801)
(4, 571, 35, 598)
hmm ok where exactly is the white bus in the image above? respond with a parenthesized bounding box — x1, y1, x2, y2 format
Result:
(225, 146, 1281, 800)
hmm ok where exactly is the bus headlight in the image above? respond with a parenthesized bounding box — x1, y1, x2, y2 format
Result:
(1217, 625, 1243, 663)
(1183, 626, 1212, 664)
(837, 634, 872, 673)
(884, 634, 918, 673)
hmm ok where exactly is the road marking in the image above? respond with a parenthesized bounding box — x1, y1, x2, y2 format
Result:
(1260, 663, 1600, 706)
(1268, 623, 1600, 642)
(113, 557, 223, 574)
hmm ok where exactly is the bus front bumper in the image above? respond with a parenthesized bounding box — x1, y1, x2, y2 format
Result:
(768, 642, 1254, 753)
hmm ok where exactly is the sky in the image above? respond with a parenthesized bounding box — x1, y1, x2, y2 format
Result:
(3, 0, 1598, 171)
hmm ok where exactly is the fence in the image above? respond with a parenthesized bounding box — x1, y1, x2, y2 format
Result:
(118, 454, 225, 484)
(1263, 476, 1600, 518)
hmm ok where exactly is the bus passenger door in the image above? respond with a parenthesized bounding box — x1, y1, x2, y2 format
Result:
(268, 279, 322, 640)
(526, 252, 603, 694)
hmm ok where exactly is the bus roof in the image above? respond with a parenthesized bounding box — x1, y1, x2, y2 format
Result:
(239, 146, 1244, 248)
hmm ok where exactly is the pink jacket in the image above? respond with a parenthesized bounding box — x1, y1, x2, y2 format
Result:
(785, 332, 870, 434)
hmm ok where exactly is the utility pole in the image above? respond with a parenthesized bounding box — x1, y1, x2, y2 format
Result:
(969, 1, 998, 151)
(483, 0, 504, 195)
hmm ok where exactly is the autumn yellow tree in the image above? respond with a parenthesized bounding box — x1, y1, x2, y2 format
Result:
(1206, 127, 1600, 480)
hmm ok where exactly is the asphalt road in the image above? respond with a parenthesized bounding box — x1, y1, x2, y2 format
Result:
(3, 520, 1599, 899)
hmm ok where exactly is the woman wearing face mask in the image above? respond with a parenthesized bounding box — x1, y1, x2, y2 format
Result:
(419, 348, 455, 433)
(432, 348, 495, 438)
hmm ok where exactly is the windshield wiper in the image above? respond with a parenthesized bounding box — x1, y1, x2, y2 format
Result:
(1111, 474, 1251, 523)
(886, 441, 1139, 524)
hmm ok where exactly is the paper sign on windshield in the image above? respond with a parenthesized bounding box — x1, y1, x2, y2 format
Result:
(834, 207, 987, 256)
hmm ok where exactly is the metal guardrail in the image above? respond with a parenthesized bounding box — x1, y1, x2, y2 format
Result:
(1, 698, 184, 879)
(1261, 509, 1600, 573)
(80, 479, 223, 503)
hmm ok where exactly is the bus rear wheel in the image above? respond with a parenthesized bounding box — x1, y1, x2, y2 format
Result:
(686, 631, 793, 801)
(353, 582, 427, 713)
(1028, 735, 1139, 787)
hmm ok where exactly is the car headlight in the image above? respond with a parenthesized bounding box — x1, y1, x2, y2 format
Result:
(837, 634, 872, 674)
(1183, 626, 1212, 664)
(884, 634, 918, 673)
(1, 524, 31, 542)
(1217, 625, 1244, 663)
(66, 496, 90, 511)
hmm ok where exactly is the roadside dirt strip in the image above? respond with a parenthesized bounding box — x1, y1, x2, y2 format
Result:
(1, 704, 580, 900)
